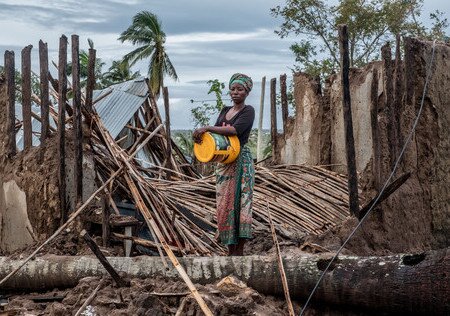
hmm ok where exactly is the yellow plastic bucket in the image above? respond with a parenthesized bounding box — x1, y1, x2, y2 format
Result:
(194, 132, 240, 164)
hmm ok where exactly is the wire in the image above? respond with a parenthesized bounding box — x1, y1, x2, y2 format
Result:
(299, 39, 437, 316)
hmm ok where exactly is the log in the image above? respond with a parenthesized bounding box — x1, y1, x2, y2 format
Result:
(338, 24, 359, 217)
(0, 250, 448, 314)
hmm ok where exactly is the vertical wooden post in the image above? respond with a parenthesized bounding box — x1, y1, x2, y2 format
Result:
(85, 48, 96, 113)
(280, 74, 288, 134)
(21, 45, 33, 150)
(163, 86, 173, 176)
(370, 68, 381, 190)
(338, 24, 359, 217)
(270, 78, 277, 162)
(381, 42, 397, 167)
(4, 51, 16, 157)
(257, 76, 266, 161)
(394, 34, 403, 152)
(72, 34, 83, 207)
(102, 191, 110, 247)
(58, 35, 68, 224)
(39, 40, 50, 144)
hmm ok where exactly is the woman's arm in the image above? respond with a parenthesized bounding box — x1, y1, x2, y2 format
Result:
(193, 125, 236, 143)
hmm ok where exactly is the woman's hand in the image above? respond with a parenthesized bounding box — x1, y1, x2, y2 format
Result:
(193, 126, 209, 143)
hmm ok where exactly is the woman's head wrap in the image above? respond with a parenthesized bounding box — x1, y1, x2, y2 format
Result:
(229, 73, 253, 92)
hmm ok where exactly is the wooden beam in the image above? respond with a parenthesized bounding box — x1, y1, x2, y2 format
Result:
(280, 73, 288, 135)
(4, 50, 16, 157)
(101, 191, 110, 247)
(338, 24, 359, 217)
(21, 45, 33, 150)
(270, 77, 277, 162)
(163, 86, 173, 178)
(370, 68, 381, 190)
(80, 230, 129, 287)
(257, 76, 266, 161)
(72, 34, 83, 207)
(85, 48, 96, 113)
(58, 35, 68, 225)
(39, 40, 50, 144)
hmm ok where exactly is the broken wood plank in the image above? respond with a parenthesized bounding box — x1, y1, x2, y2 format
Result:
(81, 230, 129, 287)
(338, 24, 360, 217)
(21, 45, 33, 150)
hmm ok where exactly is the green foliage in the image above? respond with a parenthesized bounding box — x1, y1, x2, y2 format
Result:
(0, 66, 40, 103)
(173, 130, 194, 159)
(119, 10, 178, 97)
(272, 0, 449, 78)
(190, 79, 226, 128)
(103, 60, 141, 85)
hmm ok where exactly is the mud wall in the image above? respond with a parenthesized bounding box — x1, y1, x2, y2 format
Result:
(277, 38, 449, 253)
(0, 76, 96, 254)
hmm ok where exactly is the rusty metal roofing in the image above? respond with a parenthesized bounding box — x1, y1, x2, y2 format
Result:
(93, 77, 149, 139)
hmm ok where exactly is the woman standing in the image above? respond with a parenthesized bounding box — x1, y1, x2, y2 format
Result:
(193, 73, 255, 256)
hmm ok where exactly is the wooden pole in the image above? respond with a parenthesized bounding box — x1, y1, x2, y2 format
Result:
(381, 42, 397, 167)
(4, 50, 16, 157)
(338, 24, 359, 217)
(39, 40, 50, 144)
(394, 34, 403, 152)
(257, 76, 266, 161)
(85, 48, 96, 113)
(370, 68, 381, 190)
(163, 86, 173, 177)
(270, 77, 277, 162)
(81, 230, 129, 287)
(21, 45, 33, 150)
(72, 34, 83, 207)
(267, 203, 295, 316)
(280, 73, 288, 135)
(74, 278, 105, 316)
(58, 35, 68, 224)
(102, 191, 110, 247)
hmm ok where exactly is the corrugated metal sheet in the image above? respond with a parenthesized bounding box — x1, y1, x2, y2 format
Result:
(94, 77, 149, 139)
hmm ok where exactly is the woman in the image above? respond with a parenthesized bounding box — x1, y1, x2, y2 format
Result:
(193, 73, 255, 256)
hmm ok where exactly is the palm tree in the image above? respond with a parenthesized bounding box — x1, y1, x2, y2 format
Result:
(119, 11, 178, 97)
(103, 60, 141, 85)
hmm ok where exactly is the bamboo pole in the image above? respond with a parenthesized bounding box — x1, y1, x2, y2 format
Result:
(257, 76, 266, 161)
(267, 203, 295, 316)
(338, 24, 359, 217)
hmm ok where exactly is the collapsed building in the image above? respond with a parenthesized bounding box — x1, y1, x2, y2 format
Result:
(0, 36, 448, 315)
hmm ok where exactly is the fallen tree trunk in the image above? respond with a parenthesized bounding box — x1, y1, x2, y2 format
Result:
(0, 249, 448, 314)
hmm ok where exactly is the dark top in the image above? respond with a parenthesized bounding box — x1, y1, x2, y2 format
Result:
(214, 105, 255, 146)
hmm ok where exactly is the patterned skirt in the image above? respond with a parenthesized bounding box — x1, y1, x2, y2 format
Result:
(215, 146, 255, 245)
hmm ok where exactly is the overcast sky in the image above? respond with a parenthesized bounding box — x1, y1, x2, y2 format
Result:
(0, 0, 448, 129)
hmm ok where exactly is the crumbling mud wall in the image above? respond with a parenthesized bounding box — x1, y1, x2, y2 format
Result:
(0, 76, 97, 254)
(278, 38, 449, 253)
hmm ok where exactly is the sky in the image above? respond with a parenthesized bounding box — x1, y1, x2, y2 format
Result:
(0, 0, 448, 129)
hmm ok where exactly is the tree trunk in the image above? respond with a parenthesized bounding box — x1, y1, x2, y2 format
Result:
(0, 249, 448, 314)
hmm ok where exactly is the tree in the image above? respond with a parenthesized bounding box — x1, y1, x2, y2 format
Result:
(190, 79, 227, 128)
(119, 11, 178, 97)
(271, 0, 448, 77)
(102, 60, 141, 85)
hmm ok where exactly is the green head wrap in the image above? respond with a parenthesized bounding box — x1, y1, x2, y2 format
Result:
(229, 73, 253, 92)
